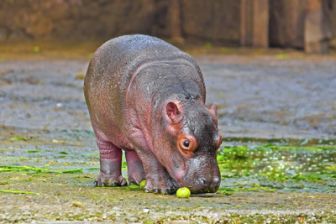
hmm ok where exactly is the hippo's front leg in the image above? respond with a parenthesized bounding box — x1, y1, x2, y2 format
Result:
(125, 150, 146, 184)
(136, 149, 178, 194)
(95, 138, 127, 187)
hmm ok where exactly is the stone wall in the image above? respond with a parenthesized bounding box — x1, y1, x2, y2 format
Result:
(0, 0, 335, 48)
(181, 0, 240, 44)
(0, 0, 159, 41)
(269, 0, 336, 49)
(269, 0, 306, 49)
(0, 0, 240, 45)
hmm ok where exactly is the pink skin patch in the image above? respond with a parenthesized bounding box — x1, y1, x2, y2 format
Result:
(173, 168, 186, 183)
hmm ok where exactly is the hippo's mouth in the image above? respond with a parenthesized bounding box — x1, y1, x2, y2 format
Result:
(176, 171, 220, 194)
(171, 156, 221, 194)
(185, 181, 220, 194)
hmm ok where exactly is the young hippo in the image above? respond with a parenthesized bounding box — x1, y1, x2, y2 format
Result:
(84, 34, 222, 194)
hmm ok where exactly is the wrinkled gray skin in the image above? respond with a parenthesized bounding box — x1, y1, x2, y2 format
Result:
(84, 34, 222, 194)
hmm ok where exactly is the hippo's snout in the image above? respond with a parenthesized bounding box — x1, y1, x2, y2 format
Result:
(193, 175, 220, 193)
(179, 156, 221, 193)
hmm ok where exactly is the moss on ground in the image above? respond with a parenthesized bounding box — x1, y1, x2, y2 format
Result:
(0, 128, 335, 222)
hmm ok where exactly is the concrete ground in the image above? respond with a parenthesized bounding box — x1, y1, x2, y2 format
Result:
(1, 56, 335, 139)
(0, 54, 335, 223)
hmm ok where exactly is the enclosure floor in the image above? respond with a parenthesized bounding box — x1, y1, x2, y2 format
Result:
(0, 56, 335, 222)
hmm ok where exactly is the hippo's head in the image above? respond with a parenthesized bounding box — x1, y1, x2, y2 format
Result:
(153, 97, 222, 193)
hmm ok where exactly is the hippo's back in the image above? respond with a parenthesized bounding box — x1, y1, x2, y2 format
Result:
(84, 34, 185, 95)
(84, 35, 197, 129)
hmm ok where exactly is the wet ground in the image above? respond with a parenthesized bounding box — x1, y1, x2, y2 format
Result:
(0, 54, 336, 223)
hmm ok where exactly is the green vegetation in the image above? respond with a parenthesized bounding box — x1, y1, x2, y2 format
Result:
(216, 143, 336, 194)
(139, 179, 147, 189)
(9, 135, 30, 142)
(0, 165, 83, 174)
(0, 138, 335, 222)
(0, 189, 37, 195)
(27, 149, 41, 153)
(125, 183, 142, 191)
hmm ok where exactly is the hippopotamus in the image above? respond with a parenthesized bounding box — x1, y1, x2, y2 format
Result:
(84, 34, 222, 194)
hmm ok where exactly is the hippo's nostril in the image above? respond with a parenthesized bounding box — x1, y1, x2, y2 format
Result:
(199, 178, 207, 185)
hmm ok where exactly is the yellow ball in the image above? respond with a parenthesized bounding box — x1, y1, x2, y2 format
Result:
(176, 187, 191, 198)
(139, 179, 146, 189)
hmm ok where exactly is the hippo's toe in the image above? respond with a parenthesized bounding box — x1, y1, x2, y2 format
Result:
(144, 176, 178, 194)
(95, 173, 127, 187)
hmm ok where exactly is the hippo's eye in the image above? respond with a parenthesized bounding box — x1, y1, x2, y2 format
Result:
(177, 134, 198, 157)
(183, 139, 190, 148)
(180, 138, 192, 151)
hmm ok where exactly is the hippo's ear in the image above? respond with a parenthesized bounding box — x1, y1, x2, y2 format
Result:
(208, 104, 218, 119)
(166, 101, 183, 124)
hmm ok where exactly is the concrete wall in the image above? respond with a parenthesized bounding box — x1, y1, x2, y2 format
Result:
(0, 0, 240, 45)
(269, 0, 336, 49)
(0, 0, 335, 49)
(0, 0, 158, 41)
(269, 0, 306, 49)
(181, 0, 240, 45)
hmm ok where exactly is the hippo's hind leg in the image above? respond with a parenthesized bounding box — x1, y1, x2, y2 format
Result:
(125, 150, 146, 184)
(95, 137, 127, 187)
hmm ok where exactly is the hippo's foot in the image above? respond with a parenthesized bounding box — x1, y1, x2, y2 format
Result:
(95, 138, 126, 187)
(125, 150, 146, 184)
(135, 149, 178, 194)
(145, 172, 178, 194)
(95, 173, 127, 187)
(127, 166, 146, 185)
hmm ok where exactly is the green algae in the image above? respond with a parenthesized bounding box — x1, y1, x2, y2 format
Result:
(9, 135, 31, 142)
(221, 137, 336, 147)
(139, 179, 147, 189)
(217, 143, 336, 193)
(0, 165, 83, 174)
(0, 139, 335, 222)
(218, 184, 276, 196)
(26, 149, 41, 153)
(0, 167, 335, 222)
(0, 189, 37, 195)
